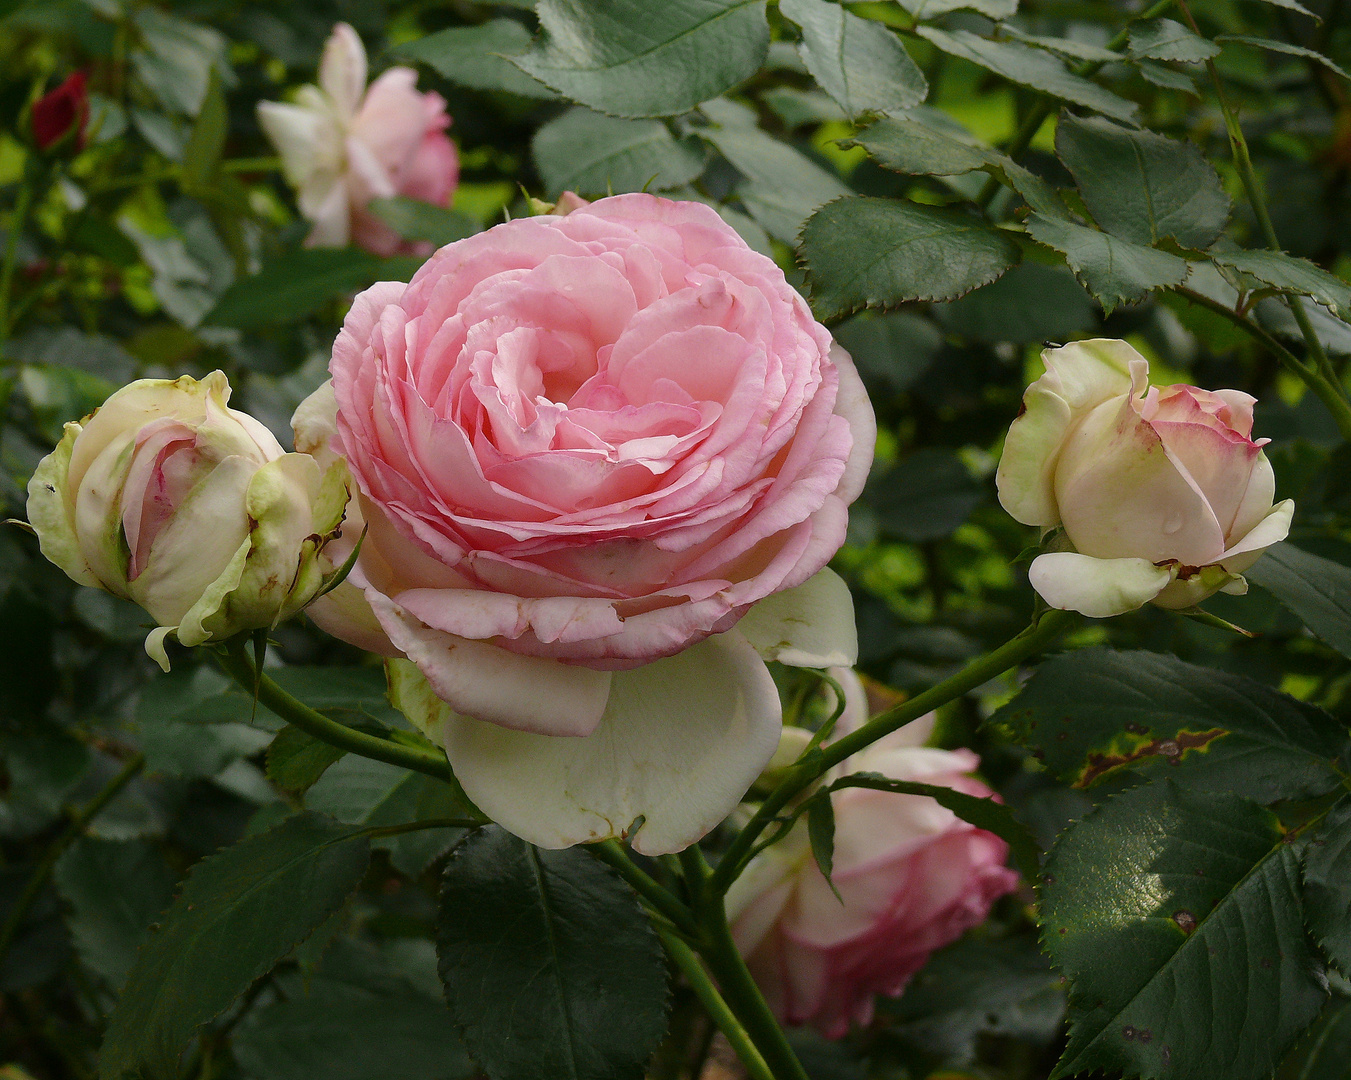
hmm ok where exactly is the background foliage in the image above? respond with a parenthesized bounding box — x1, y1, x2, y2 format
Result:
(2, 0, 1351, 1078)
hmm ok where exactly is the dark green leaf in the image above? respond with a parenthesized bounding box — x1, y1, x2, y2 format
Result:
(832, 310, 943, 391)
(532, 108, 705, 197)
(934, 262, 1097, 343)
(1277, 994, 1351, 1080)
(1137, 60, 1199, 93)
(870, 447, 984, 542)
(393, 19, 557, 99)
(1219, 35, 1350, 78)
(1128, 19, 1220, 63)
(832, 773, 1039, 880)
(1002, 27, 1120, 64)
(1055, 113, 1230, 249)
(366, 198, 477, 248)
(1256, 0, 1318, 16)
(896, 0, 1017, 17)
(54, 838, 177, 986)
(806, 793, 837, 884)
(1025, 212, 1189, 314)
(778, 0, 926, 119)
(1210, 249, 1351, 318)
(1246, 542, 1351, 659)
(131, 8, 232, 117)
(801, 196, 1019, 320)
(266, 725, 347, 794)
(436, 826, 669, 1080)
(1304, 796, 1351, 974)
(915, 27, 1138, 124)
(1042, 781, 1324, 1080)
(515, 0, 770, 118)
(99, 813, 371, 1080)
(204, 249, 422, 330)
(181, 68, 227, 191)
(990, 648, 1348, 802)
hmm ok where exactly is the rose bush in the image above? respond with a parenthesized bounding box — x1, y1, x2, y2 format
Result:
(728, 671, 1019, 1037)
(258, 23, 458, 256)
(996, 339, 1293, 617)
(27, 372, 347, 669)
(294, 192, 875, 854)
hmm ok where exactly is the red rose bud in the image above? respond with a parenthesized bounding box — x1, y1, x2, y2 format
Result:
(31, 71, 89, 151)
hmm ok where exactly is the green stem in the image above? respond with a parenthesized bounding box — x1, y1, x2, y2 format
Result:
(976, 0, 1179, 208)
(0, 753, 145, 967)
(656, 925, 775, 1080)
(219, 638, 457, 785)
(0, 177, 35, 353)
(589, 840, 698, 935)
(710, 608, 1075, 896)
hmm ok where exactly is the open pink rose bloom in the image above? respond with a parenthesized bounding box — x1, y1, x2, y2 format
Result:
(996, 339, 1293, 617)
(728, 674, 1019, 1037)
(295, 193, 875, 853)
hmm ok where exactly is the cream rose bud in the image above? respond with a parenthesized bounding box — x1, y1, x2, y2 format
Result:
(26, 372, 348, 669)
(996, 339, 1294, 618)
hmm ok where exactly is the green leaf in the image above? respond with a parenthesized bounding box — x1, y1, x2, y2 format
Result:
(1217, 35, 1351, 79)
(1128, 18, 1220, 63)
(1024, 212, 1189, 314)
(99, 813, 372, 1080)
(204, 249, 422, 330)
(532, 108, 705, 197)
(1210, 249, 1351, 318)
(870, 447, 985, 542)
(699, 119, 851, 242)
(393, 19, 558, 99)
(180, 67, 227, 192)
(934, 262, 1096, 344)
(806, 793, 838, 885)
(1256, 0, 1319, 18)
(914, 27, 1138, 124)
(131, 8, 232, 117)
(895, 0, 1017, 17)
(233, 940, 476, 1080)
(436, 827, 670, 1080)
(1277, 994, 1351, 1080)
(778, 0, 927, 119)
(832, 310, 943, 391)
(1304, 796, 1351, 974)
(801, 196, 1020, 321)
(266, 725, 347, 794)
(1246, 542, 1351, 659)
(832, 773, 1040, 880)
(990, 648, 1348, 802)
(366, 198, 477, 248)
(1055, 113, 1230, 249)
(53, 838, 177, 987)
(1137, 60, 1199, 94)
(515, 0, 770, 118)
(1001, 27, 1121, 64)
(1041, 781, 1324, 1080)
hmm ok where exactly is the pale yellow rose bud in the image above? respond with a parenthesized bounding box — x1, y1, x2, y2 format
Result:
(26, 371, 349, 669)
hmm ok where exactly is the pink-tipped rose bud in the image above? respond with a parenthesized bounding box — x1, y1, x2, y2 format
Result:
(31, 71, 89, 152)
(257, 23, 458, 256)
(995, 339, 1293, 617)
(728, 678, 1019, 1038)
(27, 373, 349, 669)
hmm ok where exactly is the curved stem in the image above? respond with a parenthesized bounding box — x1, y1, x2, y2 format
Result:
(710, 608, 1076, 896)
(656, 925, 775, 1080)
(0, 752, 145, 966)
(590, 840, 698, 936)
(219, 637, 457, 785)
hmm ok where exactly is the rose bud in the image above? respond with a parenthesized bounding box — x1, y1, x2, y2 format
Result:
(31, 71, 89, 152)
(27, 372, 349, 669)
(294, 192, 876, 854)
(727, 675, 1019, 1038)
(257, 22, 458, 257)
(996, 339, 1293, 618)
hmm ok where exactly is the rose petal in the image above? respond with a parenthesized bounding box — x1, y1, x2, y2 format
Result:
(442, 629, 782, 854)
(736, 567, 857, 668)
(1219, 498, 1294, 573)
(1028, 551, 1171, 617)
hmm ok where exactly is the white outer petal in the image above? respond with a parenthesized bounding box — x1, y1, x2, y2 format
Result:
(1219, 499, 1294, 573)
(442, 629, 783, 855)
(1028, 551, 1171, 618)
(319, 23, 367, 119)
(736, 567, 857, 668)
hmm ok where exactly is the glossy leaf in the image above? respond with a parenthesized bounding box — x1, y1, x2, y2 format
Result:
(532, 108, 705, 196)
(1211, 249, 1351, 318)
(1304, 796, 1351, 974)
(1276, 995, 1351, 1080)
(1246, 542, 1351, 659)
(1128, 19, 1220, 63)
(1025, 213, 1189, 313)
(394, 20, 557, 98)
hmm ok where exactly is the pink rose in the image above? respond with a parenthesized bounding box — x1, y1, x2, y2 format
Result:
(728, 675, 1019, 1037)
(257, 23, 458, 256)
(294, 193, 874, 853)
(996, 340, 1293, 617)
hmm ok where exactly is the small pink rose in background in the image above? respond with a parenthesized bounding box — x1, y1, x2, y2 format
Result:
(295, 192, 875, 854)
(728, 671, 1020, 1038)
(257, 23, 458, 256)
(996, 339, 1293, 618)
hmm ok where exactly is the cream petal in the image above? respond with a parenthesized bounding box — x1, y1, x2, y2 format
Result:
(1028, 552, 1171, 618)
(995, 381, 1073, 529)
(735, 567, 857, 668)
(1219, 499, 1294, 574)
(442, 629, 783, 855)
(1039, 338, 1138, 410)
(318, 23, 367, 119)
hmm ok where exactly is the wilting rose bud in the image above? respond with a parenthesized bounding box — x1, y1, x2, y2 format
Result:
(31, 71, 89, 152)
(27, 372, 348, 668)
(996, 339, 1293, 617)
(728, 671, 1019, 1038)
